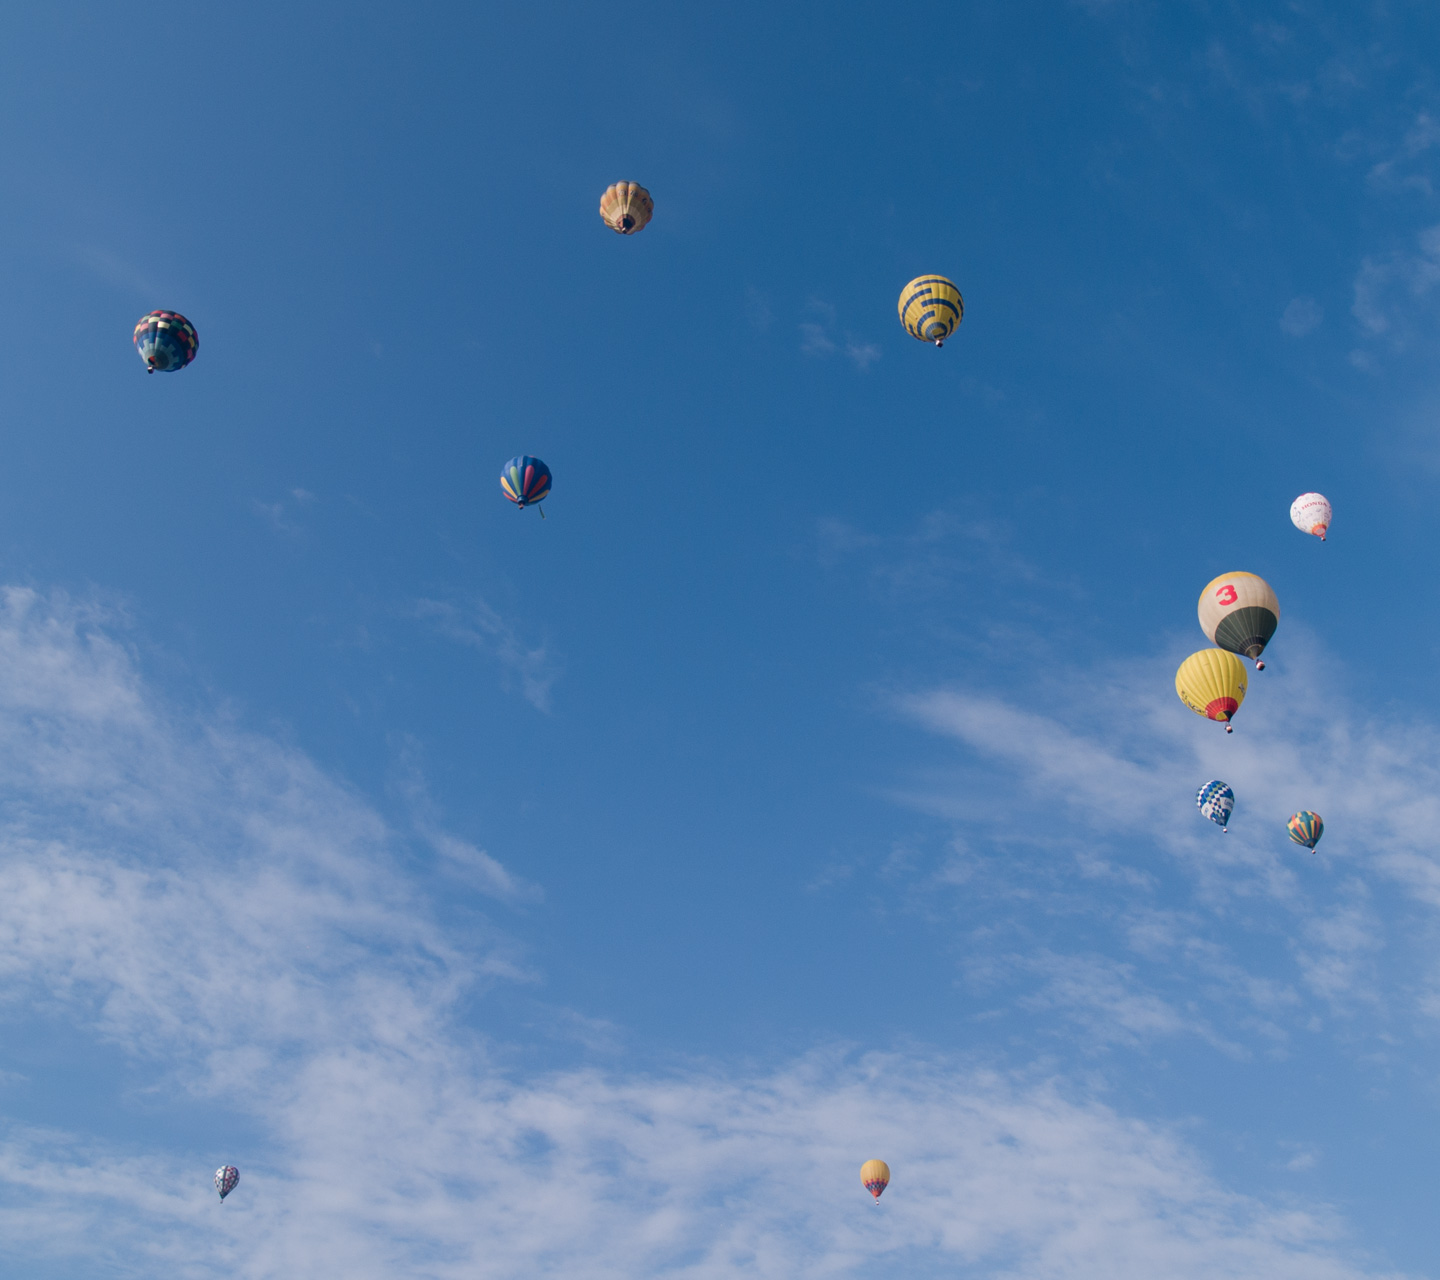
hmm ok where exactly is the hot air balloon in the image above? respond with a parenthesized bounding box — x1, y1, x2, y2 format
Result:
(1290, 493, 1332, 541)
(1287, 811, 1323, 851)
(215, 1166, 239, 1201)
(501, 456, 552, 517)
(1197, 780, 1234, 832)
(860, 1159, 890, 1203)
(599, 182, 653, 234)
(134, 311, 198, 373)
(1175, 649, 1247, 732)
(1198, 572, 1279, 670)
(898, 275, 963, 347)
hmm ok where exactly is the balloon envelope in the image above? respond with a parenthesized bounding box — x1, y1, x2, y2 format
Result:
(1197, 780, 1234, 831)
(860, 1159, 891, 1202)
(133, 311, 198, 372)
(1175, 649, 1248, 729)
(501, 456, 552, 509)
(1198, 572, 1279, 668)
(1290, 493, 1332, 541)
(898, 275, 963, 346)
(599, 182, 653, 234)
(1288, 811, 1324, 850)
(215, 1166, 239, 1200)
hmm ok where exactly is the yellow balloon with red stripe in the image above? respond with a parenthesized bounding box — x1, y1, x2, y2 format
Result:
(860, 1159, 890, 1202)
(1175, 649, 1248, 732)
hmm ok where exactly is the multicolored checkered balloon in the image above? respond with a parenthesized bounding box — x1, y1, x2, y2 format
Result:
(133, 310, 198, 373)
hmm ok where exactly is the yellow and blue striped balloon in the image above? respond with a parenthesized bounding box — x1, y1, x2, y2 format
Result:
(1287, 811, 1323, 851)
(898, 275, 963, 346)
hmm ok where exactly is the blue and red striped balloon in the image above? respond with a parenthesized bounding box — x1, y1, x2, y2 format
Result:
(501, 456, 552, 511)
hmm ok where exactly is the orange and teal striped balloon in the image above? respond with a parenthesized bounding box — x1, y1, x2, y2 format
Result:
(898, 275, 963, 346)
(501, 456, 552, 511)
(1287, 811, 1323, 851)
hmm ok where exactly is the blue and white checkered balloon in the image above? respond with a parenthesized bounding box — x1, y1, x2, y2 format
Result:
(1196, 780, 1234, 831)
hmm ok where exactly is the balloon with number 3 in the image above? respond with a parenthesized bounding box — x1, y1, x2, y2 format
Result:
(1198, 572, 1280, 671)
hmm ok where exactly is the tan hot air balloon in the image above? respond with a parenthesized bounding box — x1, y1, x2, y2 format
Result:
(1197, 572, 1280, 670)
(860, 1159, 890, 1203)
(1175, 649, 1248, 732)
(599, 182, 653, 234)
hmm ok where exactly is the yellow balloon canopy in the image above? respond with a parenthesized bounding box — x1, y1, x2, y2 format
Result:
(898, 275, 963, 346)
(599, 182, 653, 234)
(1175, 649, 1248, 732)
(860, 1158, 891, 1202)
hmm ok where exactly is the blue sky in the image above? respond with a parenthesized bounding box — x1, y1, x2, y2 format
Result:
(4, 1, 1440, 1275)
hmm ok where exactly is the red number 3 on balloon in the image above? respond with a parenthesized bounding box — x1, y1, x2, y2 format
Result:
(1215, 584, 1237, 606)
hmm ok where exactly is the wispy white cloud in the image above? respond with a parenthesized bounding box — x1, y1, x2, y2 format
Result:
(0, 1054, 1401, 1280)
(844, 339, 882, 370)
(1367, 112, 1440, 194)
(0, 587, 501, 1074)
(1280, 296, 1323, 336)
(891, 628, 1440, 1055)
(0, 587, 1402, 1279)
(745, 285, 774, 332)
(251, 488, 318, 535)
(798, 300, 881, 370)
(1015, 951, 1244, 1056)
(1350, 224, 1440, 353)
(67, 244, 164, 298)
(799, 320, 835, 355)
(411, 597, 558, 711)
(391, 735, 542, 905)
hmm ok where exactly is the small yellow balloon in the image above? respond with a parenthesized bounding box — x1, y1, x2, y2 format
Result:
(898, 275, 963, 346)
(1175, 649, 1248, 732)
(860, 1158, 891, 1202)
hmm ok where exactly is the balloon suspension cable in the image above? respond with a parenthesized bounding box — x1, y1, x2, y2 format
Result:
(538, 503, 546, 520)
